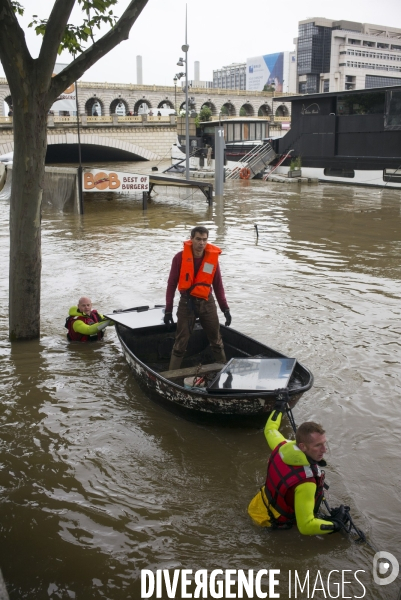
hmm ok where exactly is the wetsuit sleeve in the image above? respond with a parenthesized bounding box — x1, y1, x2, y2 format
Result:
(165, 253, 182, 313)
(294, 483, 335, 535)
(73, 320, 101, 336)
(264, 411, 287, 451)
(212, 263, 229, 312)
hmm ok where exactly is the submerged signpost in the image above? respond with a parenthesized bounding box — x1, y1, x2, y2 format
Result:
(214, 127, 225, 197)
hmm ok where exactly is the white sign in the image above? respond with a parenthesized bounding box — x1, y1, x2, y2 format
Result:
(83, 169, 149, 193)
(50, 63, 76, 113)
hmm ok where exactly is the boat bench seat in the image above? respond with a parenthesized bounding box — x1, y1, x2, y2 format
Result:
(159, 363, 225, 380)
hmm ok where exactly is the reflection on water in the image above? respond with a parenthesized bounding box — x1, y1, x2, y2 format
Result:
(1, 163, 401, 599)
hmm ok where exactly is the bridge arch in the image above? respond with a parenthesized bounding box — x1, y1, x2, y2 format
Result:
(134, 99, 152, 115)
(1, 94, 13, 116)
(110, 98, 129, 115)
(200, 101, 217, 116)
(220, 102, 236, 117)
(47, 133, 158, 161)
(275, 104, 289, 117)
(85, 97, 104, 116)
(258, 103, 271, 116)
(0, 134, 160, 162)
(240, 102, 255, 116)
(157, 99, 174, 110)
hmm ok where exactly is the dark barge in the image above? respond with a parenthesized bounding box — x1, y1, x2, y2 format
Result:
(271, 84, 401, 187)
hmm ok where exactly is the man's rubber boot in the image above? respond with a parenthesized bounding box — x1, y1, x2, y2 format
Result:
(168, 354, 183, 371)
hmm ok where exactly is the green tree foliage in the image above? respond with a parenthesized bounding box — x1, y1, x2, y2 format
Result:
(199, 106, 212, 122)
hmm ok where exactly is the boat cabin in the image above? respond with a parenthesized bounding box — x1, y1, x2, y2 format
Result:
(273, 85, 401, 176)
(177, 117, 271, 163)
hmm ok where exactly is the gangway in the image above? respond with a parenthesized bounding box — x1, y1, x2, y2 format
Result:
(262, 150, 294, 180)
(225, 142, 276, 180)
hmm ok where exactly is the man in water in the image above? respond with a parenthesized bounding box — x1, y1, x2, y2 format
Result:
(66, 296, 113, 342)
(248, 400, 350, 535)
(164, 226, 231, 371)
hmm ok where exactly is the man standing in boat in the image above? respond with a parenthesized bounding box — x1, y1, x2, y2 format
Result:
(248, 399, 350, 535)
(164, 226, 231, 371)
(65, 296, 113, 342)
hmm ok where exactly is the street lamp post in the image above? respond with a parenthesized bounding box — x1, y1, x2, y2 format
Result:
(173, 76, 178, 113)
(177, 5, 190, 180)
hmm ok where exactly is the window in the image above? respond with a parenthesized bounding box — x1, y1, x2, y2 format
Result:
(383, 169, 401, 182)
(337, 92, 385, 115)
(385, 89, 401, 129)
(366, 74, 401, 88)
(324, 167, 355, 178)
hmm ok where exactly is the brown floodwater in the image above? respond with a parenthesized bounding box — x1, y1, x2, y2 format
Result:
(1, 163, 401, 599)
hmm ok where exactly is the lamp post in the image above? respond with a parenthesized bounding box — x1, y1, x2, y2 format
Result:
(173, 76, 178, 113)
(75, 80, 84, 215)
(177, 5, 190, 180)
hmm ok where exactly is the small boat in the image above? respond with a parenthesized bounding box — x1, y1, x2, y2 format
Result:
(108, 306, 313, 424)
(170, 117, 280, 177)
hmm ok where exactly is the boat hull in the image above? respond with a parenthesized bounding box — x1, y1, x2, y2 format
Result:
(275, 165, 401, 188)
(115, 322, 313, 424)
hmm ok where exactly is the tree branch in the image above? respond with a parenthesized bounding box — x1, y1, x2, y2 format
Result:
(48, 0, 149, 103)
(0, 0, 33, 89)
(38, 0, 76, 82)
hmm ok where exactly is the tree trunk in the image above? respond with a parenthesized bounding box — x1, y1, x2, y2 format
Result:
(9, 94, 48, 340)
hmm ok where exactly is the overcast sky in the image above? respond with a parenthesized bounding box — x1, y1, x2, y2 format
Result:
(1, 0, 400, 86)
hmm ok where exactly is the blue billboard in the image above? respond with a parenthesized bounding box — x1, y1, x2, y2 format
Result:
(246, 53, 284, 92)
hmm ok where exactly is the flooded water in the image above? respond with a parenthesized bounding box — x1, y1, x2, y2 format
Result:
(1, 162, 401, 599)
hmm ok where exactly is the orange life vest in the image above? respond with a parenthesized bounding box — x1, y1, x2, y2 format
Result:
(178, 240, 221, 301)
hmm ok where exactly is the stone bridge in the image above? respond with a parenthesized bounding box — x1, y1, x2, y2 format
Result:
(0, 78, 292, 118)
(0, 79, 292, 161)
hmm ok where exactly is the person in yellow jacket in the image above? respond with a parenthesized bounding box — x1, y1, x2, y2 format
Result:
(66, 296, 113, 342)
(248, 401, 350, 535)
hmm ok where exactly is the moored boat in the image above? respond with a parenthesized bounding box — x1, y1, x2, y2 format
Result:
(272, 84, 401, 188)
(108, 306, 313, 424)
(170, 117, 280, 176)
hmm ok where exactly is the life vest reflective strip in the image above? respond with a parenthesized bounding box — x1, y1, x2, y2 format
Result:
(66, 310, 103, 342)
(177, 240, 221, 301)
(264, 441, 325, 525)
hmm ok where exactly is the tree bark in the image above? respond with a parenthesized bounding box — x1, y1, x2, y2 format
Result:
(9, 84, 48, 340)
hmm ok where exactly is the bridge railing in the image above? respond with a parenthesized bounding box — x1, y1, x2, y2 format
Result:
(0, 115, 175, 126)
(0, 114, 290, 128)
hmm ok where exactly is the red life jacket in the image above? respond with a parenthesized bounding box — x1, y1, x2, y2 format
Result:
(66, 310, 103, 342)
(264, 441, 325, 526)
(177, 240, 221, 301)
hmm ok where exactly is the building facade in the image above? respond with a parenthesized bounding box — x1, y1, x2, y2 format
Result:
(213, 63, 247, 90)
(296, 18, 401, 94)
